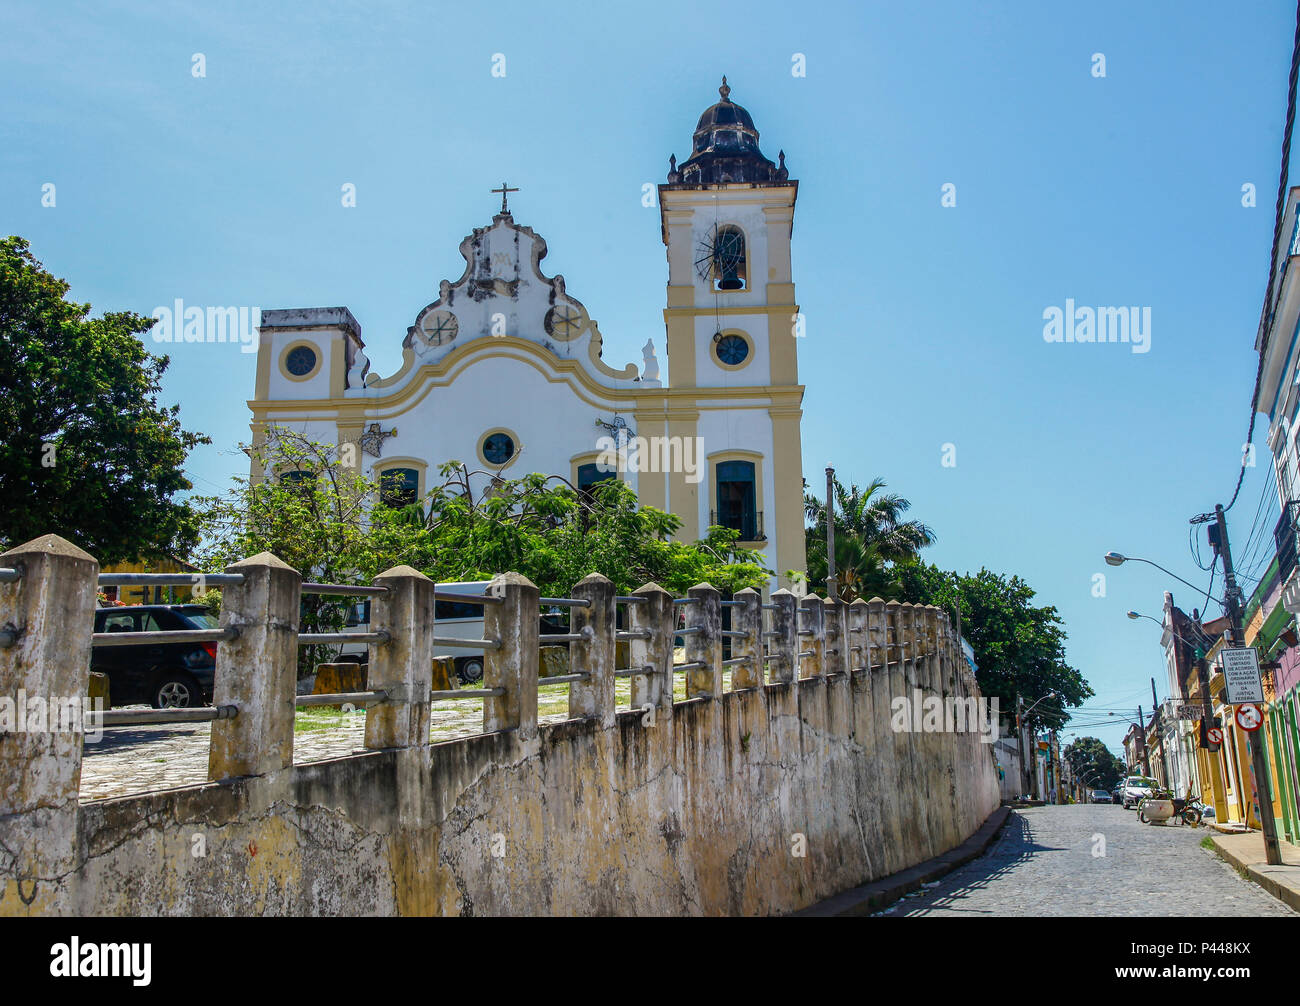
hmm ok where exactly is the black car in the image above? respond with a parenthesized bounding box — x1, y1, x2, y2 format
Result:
(92, 605, 218, 708)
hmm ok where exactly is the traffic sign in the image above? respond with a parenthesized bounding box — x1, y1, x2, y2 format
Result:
(1235, 703, 1263, 732)
(1206, 726, 1224, 745)
(1222, 647, 1265, 704)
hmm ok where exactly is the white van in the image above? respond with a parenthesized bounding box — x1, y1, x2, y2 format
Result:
(340, 580, 493, 684)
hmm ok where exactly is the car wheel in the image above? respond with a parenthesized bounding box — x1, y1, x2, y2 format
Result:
(457, 658, 484, 685)
(153, 673, 202, 709)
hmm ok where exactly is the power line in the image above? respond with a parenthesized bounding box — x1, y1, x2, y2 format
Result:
(1221, 0, 1300, 513)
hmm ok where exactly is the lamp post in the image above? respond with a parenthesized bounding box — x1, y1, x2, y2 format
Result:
(824, 466, 837, 602)
(1108, 539, 1280, 865)
(1019, 691, 1059, 801)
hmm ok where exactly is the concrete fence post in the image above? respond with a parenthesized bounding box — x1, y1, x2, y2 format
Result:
(731, 587, 762, 690)
(924, 606, 941, 694)
(904, 604, 920, 688)
(768, 588, 798, 684)
(569, 573, 615, 727)
(484, 572, 539, 738)
(823, 596, 849, 677)
(939, 614, 951, 682)
(365, 565, 435, 750)
(848, 598, 868, 671)
(629, 582, 674, 722)
(885, 600, 902, 670)
(685, 582, 721, 699)
(0, 534, 98, 913)
(209, 552, 301, 781)
(799, 594, 825, 678)
(867, 597, 886, 671)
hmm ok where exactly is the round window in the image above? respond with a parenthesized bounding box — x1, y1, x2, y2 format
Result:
(483, 432, 515, 465)
(715, 333, 749, 366)
(285, 345, 317, 377)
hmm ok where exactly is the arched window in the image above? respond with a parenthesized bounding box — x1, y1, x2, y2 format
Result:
(711, 226, 746, 291)
(713, 460, 760, 541)
(577, 462, 617, 496)
(378, 467, 419, 507)
(279, 469, 315, 495)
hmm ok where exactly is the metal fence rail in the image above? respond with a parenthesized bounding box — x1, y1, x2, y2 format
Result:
(298, 631, 390, 645)
(99, 705, 239, 727)
(97, 572, 246, 588)
(7, 538, 972, 774)
(93, 627, 237, 647)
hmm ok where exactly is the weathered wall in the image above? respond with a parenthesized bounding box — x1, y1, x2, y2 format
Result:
(0, 537, 1000, 916)
(7, 674, 998, 917)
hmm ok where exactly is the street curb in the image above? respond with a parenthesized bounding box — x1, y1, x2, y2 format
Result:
(1207, 835, 1300, 914)
(791, 805, 1012, 917)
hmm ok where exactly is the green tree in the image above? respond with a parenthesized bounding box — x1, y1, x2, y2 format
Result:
(0, 236, 209, 562)
(194, 430, 772, 672)
(801, 476, 935, 600)
(898, 562, 1092, 730)
(1065, 737, 1125, 790)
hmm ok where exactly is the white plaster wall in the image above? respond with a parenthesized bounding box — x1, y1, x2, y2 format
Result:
(346, 354, 639, 500)
(693, 313, 772, 388)
(264, 329, 335, 401)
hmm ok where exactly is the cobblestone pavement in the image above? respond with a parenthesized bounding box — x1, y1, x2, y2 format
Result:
(80, 674, 715, 801)
(881, 804, 1296, 917)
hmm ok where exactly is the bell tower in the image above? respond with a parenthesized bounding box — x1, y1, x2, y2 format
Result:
(653, 77, 806, 589)
(658, 76, 799, 391)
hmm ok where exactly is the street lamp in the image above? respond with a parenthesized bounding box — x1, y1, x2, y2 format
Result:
(1126, 610, 1206, 652)
(1103, 552, 1222, 610)
(1022, 691, 1059, 717)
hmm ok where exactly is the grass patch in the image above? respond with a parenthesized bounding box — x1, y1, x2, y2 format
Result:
(1200, 834, 1216, 851)
(294, 706, 366, 733)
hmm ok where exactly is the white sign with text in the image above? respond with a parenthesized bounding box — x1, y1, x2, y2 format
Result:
(1222, 647, 1264, 705)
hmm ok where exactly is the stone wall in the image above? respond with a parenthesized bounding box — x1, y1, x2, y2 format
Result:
(0, 535, 1000, 916)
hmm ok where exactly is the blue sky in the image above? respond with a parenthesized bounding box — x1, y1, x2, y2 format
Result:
(4, 1, 1297, 757)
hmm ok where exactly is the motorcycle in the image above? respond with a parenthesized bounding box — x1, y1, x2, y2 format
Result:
(1137, 787, 1203, 826)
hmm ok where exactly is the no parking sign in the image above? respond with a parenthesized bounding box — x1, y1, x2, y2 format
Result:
(1206, 725, 1224, 746)
(1234, 703, 1263, 732)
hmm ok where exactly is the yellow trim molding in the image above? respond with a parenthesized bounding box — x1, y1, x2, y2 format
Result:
(706, 448, 766, 547)
(372, 456, 428, 503)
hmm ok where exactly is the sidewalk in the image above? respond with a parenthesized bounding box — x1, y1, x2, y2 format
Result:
(792, 806, 1011, 916)
(1208, 829, 1300, 913)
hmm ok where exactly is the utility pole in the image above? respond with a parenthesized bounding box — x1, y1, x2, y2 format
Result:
(1016, 694, 1033, 799)
(824, 466, 837, 602)
(1137, 705, 1150, 776)
(1214, 503, 1282, 865)
(1151, 677, 1164, 786)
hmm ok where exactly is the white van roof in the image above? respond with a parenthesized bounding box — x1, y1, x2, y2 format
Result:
(434, 581, 492, 594)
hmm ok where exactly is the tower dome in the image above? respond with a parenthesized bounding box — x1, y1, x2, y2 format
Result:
(668, 77, 789, 186)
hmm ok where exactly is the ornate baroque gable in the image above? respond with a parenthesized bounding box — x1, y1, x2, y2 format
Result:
(392, 208, 642, 386)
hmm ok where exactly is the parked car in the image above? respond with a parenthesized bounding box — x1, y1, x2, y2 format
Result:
(1090, 789, 1111, 804)
(1121, 775, 1158, 809)
(92, 604, 218, 708)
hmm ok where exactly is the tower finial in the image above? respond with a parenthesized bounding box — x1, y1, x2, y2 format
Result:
(719, 75, 730, 101)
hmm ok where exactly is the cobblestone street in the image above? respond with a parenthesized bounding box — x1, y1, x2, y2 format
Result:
(882, 804, 1296, 917)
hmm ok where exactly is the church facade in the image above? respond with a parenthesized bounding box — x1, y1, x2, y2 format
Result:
(247, 79, 806, 589)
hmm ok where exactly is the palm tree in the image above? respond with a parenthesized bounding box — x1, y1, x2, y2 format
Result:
(803, 476, 934, 600)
